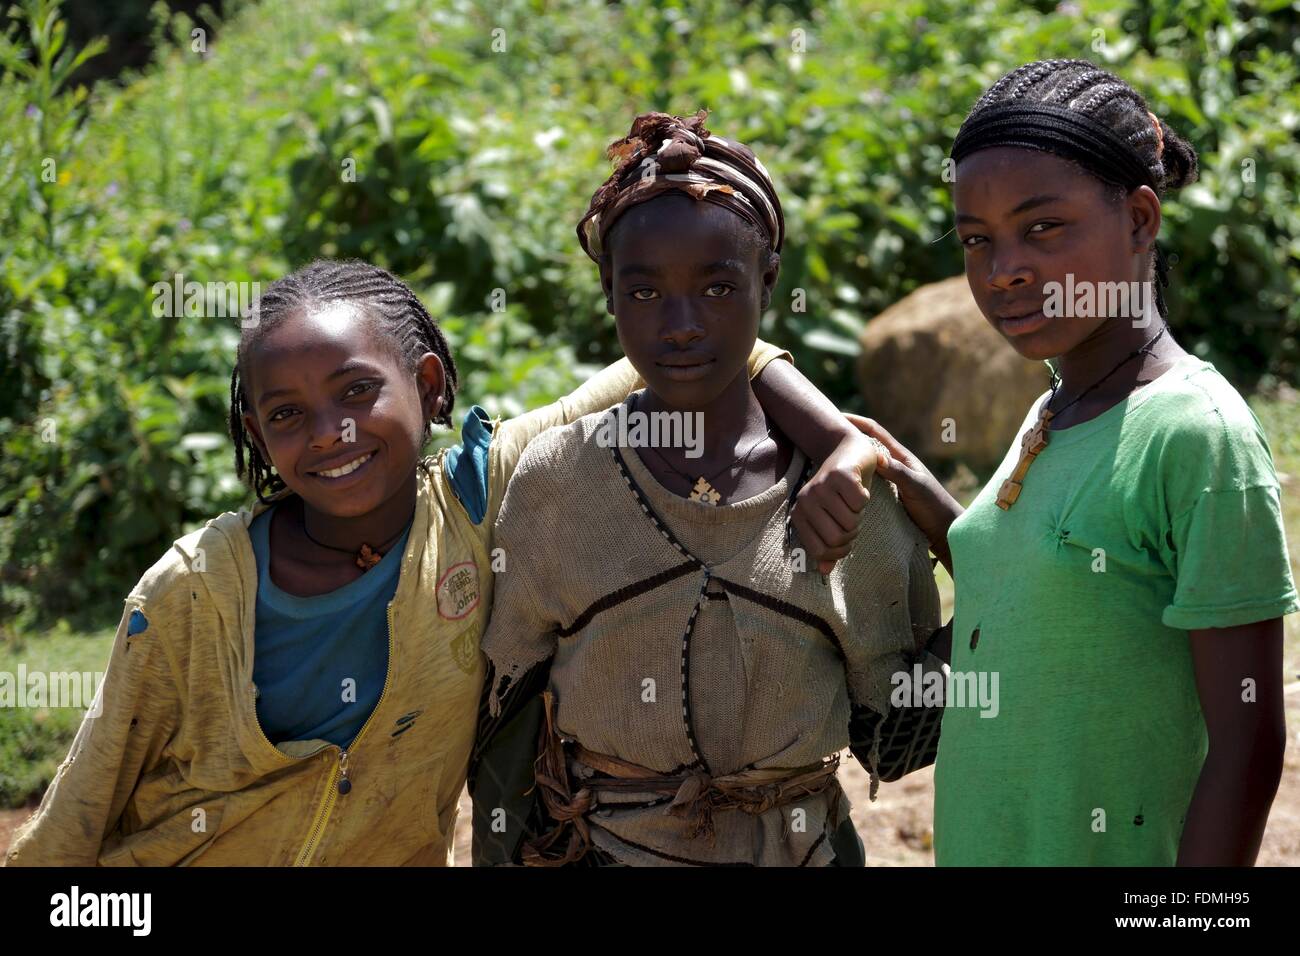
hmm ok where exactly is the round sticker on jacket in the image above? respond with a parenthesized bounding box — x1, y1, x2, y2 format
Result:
(437, 561, 480, 620)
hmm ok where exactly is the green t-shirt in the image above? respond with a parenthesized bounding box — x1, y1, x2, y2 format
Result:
(933, 355, 1298, 866)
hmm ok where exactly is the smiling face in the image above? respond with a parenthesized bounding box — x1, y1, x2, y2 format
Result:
(239, 300, 444, 518)
(599, 192, 779, 410)
(953, 147, 1160, 361)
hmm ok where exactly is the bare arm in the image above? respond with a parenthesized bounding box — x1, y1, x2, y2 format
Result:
(1177, 618, 1286, 866)
(753, 360, 881, 573)
(845, 414, 963, 577)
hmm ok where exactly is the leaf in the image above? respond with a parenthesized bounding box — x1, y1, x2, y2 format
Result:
(367, 96, 393, 143)
(803, 329, 860, 357)
(179, 432, 225, 452)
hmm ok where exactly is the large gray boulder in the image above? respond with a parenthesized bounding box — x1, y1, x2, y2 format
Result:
(857, 275, 1048, 471)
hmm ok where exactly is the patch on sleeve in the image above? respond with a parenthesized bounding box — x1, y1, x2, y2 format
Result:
(126, 608, 149, 636)
(437, 562, 481, 621)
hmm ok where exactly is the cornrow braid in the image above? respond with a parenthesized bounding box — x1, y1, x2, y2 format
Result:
(962, 59, 1200, 317)
(1005, 58, 1073, 102)
(1044, 69, 1107, 106)
(228, 259, 459, 503)
(1073, 82, 1145, 121)
(971, 60, 1055, 114)
(966, 59, 1198, 197)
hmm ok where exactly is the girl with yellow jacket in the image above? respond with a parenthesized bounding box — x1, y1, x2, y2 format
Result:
(5, 258, 862, 866)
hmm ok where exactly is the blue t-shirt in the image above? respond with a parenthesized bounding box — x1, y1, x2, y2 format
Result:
(443, 405, 494, 525)
(249, 506, 412, 748)
(247, 406, 493, 749)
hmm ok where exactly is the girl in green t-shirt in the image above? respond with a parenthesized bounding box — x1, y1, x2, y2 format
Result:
(854, 59, 1298, 866)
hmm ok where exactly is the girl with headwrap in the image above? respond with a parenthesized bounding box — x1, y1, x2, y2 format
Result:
(854, 60, 1297, 866)
(470, 111, 946, 866)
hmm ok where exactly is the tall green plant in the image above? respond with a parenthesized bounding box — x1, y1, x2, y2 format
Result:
(2, 0, 1296, 628)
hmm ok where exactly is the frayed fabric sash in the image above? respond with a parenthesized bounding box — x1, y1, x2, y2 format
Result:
(521, 691, 842, 867)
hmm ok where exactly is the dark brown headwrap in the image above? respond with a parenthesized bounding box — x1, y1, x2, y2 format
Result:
(577, 110, 784, 262)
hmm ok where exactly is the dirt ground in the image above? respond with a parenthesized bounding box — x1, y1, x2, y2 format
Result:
(6, 695, 1297, 865)
(449, 694, 1300, 865)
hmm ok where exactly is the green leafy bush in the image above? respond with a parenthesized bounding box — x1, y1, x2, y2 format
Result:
(1, 0, 1296, 627)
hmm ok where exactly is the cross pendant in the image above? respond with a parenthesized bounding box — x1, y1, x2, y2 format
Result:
(690, 477, 722, 505)
(996, 407, 1054, 510)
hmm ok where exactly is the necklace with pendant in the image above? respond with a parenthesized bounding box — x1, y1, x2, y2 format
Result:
(996, 326, 1167, 511)
(300, 504, 412, 571)
(637, 398, 774, 506)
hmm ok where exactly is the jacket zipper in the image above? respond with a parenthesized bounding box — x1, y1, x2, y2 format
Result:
(292, 602, 396, 866)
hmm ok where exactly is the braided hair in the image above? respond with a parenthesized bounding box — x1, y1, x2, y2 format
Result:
(964, 59, 1199, 316)
(228, 259, 459, 503)
(968, 59, 1197, 192)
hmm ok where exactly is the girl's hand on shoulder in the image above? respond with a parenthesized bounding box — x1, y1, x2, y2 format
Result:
(791, 431, 882, 574)
(844, 414, 963, 574)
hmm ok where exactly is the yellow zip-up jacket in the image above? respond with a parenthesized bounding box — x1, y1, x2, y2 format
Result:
(5, 344, 789, 866)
